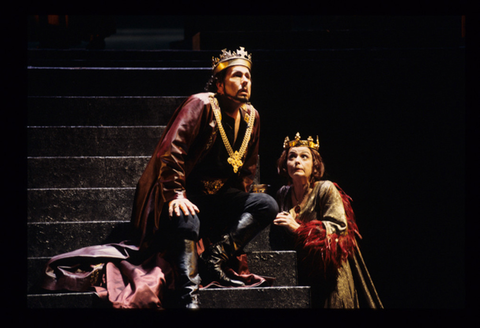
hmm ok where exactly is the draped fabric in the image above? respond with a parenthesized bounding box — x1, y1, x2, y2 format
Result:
(41, 242, 172, 309)
(97, 252, 175, 309)
(40, 242, 272, 309)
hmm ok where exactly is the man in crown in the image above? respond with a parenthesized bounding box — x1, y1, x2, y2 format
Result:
(130, 47, 278, 308)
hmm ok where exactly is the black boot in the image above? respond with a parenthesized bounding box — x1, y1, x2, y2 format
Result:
(174, 239, 201, 309)
(201, 234, 245, 287)
(230, 212, 266, 251)
(201, 213, 267, 287)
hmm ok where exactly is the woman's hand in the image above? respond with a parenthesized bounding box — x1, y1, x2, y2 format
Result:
(274, 211, 300, 232)
(168, 199, 200, 217)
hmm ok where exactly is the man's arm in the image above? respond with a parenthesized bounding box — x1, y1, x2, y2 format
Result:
(156, 95, 210, 216)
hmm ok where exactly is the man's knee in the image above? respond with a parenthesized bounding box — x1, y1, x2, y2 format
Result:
(172, 212, 201, 241)
(250, 193, 279, 222)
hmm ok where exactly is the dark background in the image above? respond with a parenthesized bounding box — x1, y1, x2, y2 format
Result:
(26, 14, 467, 309)
(250, 17, 466, 309)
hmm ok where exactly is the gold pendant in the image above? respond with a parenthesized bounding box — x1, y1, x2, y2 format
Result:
(227, 151, 243, 173)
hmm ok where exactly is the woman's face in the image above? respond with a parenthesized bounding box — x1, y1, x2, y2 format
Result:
(286, 146, 313, 181)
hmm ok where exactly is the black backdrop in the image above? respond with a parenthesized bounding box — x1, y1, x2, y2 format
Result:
(255, 46, 465, 309)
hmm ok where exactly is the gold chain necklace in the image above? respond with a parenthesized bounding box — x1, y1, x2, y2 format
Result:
(209, 94, 255, 173)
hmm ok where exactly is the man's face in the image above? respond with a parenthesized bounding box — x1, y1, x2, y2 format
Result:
(217, 65, 252, 102)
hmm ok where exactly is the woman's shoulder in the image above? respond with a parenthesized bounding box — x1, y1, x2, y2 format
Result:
(314, 180, 335, 190)
(313, 180, 340, 198)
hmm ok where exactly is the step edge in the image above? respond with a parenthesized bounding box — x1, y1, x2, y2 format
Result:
(28, 125, 165, 128)
(28, 95, 188, 98)
(199, 286, 310, 291)
(27, 291, 98, 297)
(28, 187, 137, 190)
(27, 66, 210, 71)
(27, 155, 151, 159)
(26, 285, 311, 297)
(27, 250, 297, 261)
(27, 220, 130, 225)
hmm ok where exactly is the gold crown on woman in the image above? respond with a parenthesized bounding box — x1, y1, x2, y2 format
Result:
(283, 132, 320, 151)
(212, 46, 252, 75)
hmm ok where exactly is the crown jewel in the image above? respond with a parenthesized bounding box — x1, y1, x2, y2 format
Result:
(212, 46, 252, 75)
(283, 132, 320, 151)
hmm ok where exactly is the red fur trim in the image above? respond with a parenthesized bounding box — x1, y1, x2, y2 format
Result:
(334, 182, 362, 240)
(295, 220, 342, 278)
(294, 183, 362, 279)
(296, 220, 326, 249)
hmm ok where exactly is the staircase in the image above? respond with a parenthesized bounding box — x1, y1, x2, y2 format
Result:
(26, 48, 311, 309)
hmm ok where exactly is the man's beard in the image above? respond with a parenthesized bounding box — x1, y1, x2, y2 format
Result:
(225, 91, 250, 103)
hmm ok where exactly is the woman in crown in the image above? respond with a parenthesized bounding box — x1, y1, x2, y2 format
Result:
(270, 133, 383, 308)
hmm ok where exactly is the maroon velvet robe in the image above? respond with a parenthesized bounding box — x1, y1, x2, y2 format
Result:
(130, 92, 261, 251)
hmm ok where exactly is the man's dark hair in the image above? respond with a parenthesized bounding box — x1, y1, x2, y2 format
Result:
(204, 70, 227, 92)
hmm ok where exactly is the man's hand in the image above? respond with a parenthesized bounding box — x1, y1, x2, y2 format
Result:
(169, 199, 200, 218)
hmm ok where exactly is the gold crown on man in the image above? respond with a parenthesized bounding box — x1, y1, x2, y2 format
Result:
(283, 132, 320, 151)
(212, 46, 252, 75)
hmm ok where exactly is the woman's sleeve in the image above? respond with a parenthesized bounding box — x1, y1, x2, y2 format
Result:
(319, 181, 348, 235)
(294, 181, 358, 274)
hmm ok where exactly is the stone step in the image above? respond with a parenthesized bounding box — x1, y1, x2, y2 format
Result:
(26, 185, 269, 227)
(27, 48, 465, 100)
(27, 96, 186, 126)
(27, 292, 101, 309)
(28, 249, 297, 293)
(244, 224, 272, 253)
(246, 249, 296, 286)
(27, 285, 311, 309)
(27, 221, 131, 258)
(28, 48, 436, 98)
(27, 154, 261, 189)
(27, 187, 135, 223)
(26, 48, 367, 69)
(28, 126, 165, 157)
(27, 219, 272, 258)
(27, 66, 211, 96)
(198, 286, 310, 309)
(27, 49, 214, 68)
(27, 156, 149, 188)
(28, 46, 408, 67)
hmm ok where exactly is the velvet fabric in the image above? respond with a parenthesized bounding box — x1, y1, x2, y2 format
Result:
(130, 92, 260, 252)
(40, 242, 272, 309)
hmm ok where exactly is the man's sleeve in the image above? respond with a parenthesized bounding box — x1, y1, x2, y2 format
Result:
(156, 95, 208, 202)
